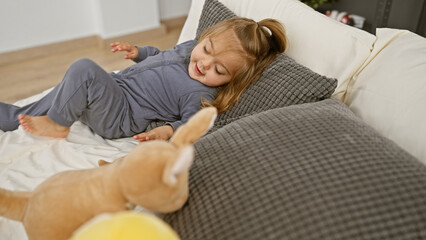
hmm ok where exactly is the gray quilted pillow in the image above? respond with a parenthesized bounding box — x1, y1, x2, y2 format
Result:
(163, 99, 426, 240)
(196, 0, 338, 131)
(195, 0, 236, 40)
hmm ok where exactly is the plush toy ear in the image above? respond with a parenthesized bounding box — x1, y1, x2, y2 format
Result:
(169, 107, 217, 147)
(163, 145, 194, 186)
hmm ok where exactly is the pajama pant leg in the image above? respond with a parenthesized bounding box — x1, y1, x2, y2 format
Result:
(0, 89, 57, 131)
(0, 58, 130, 138)
(46, 58, 130, 138)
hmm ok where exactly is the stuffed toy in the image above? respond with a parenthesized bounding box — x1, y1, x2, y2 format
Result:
(0, 107, 217, 240)
(69, 211, 180, 240)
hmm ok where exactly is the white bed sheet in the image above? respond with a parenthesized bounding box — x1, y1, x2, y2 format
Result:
(0, 88, 139, 240)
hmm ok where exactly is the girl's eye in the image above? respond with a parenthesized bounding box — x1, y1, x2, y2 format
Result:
(215, 68, 223, 75)
(203, 46, 209, 53)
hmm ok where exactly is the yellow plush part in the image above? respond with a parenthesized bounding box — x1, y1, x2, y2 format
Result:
(70, 211, 180, 240)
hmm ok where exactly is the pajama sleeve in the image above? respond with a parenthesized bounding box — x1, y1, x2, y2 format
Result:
(166, 91, 215, 131)
(133, 46, 161, 63)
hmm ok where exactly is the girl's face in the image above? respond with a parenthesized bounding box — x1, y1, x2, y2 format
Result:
(189, 30, 243, 87)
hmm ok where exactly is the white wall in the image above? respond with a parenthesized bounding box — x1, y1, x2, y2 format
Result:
(93, 0, 161, 39)
(159, 0, 191, 20)
(0, 0, 96, 53)
(0, 0, 167, 54)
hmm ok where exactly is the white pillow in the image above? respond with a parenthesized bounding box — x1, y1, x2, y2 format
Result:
(177, 0, 204, 44)
(345, 28, 426, 164)
(178, 0, 376, 101)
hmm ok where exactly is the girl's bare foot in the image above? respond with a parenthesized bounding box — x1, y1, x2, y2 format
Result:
(18, 114, 70, 138)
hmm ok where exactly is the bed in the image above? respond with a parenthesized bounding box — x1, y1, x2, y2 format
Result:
(1, 0, 426, 239)
(0, 88, 142, 239)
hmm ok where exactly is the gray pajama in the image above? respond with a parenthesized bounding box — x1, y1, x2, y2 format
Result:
(0, 40, 217, 139)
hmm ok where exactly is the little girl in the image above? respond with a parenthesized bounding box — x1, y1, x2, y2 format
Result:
(0, 17, 287, 141)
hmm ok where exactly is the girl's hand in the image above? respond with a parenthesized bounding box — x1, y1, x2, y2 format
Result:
(110, 42, 138, 59)
(133, 125, 174, 142)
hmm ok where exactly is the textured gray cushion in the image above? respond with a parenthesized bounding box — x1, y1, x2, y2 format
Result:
(163, 99, 426, 240)
(195, 0, 237, 40)
(196, 0, 338, 131)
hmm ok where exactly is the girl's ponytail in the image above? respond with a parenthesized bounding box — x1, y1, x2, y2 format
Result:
(257, 19, 287, 56)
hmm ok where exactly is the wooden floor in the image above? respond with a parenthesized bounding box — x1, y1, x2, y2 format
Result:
(0, 26, 183, 104)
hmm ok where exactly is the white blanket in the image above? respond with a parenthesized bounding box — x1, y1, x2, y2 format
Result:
(0, 88, 139, 240)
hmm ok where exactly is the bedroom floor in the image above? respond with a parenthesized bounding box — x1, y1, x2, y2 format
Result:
(0, 25, 183, 104)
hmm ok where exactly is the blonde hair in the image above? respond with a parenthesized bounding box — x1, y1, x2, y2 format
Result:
(200, 17, 287, 113)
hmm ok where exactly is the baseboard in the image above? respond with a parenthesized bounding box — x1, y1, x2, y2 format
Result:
(0, 24, 169, 67)
(99, 24, 168, 49)
(161, 15, 187, 30)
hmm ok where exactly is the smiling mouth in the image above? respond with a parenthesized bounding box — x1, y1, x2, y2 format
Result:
(195, 64, 203, 76)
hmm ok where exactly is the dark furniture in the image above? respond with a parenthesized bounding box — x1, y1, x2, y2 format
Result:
(318, 0, 426, 36)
